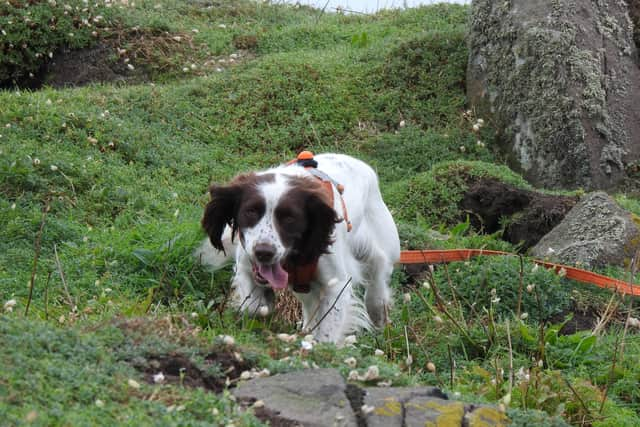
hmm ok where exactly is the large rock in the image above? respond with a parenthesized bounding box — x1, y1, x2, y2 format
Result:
(531, 192, 640, 268)
(232, 368, 509, 426)
(467, 0, 640, 190)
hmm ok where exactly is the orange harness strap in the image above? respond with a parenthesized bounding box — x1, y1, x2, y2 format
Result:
(399, 249, 640, 297)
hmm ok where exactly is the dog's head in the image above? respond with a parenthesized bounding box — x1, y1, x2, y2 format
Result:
(202, 172, 340, 289)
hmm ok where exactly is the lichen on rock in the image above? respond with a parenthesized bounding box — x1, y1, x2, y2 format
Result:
(467, 0, 640, 190)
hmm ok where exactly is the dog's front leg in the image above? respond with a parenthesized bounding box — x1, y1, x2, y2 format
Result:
(295, 278, 355, 344)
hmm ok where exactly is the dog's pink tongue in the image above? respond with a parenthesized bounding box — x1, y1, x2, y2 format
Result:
(258, 263, 289, 289)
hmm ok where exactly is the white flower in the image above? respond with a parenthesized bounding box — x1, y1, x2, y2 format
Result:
(626, 317, 640, 329)
(344, 357, 357, 368)
(182, 67, 190, 72)
(50, 165, 58, 171)
(276, 333, 296, 343)
(374, 349, 384, 357)
(526, 284, 535, 293)
(403, 293, 411, 303)
(343, 335, 357, 346)
(128, 379, 141, 389)
(347, 370, 359, 381)
(426, 362, 436, 372)
(491, 297, 501, 304)
(532, 264, 539, 273)
(502, 393, 511, 406)
(433, 315, 443, 324)
(399, 120, 406, 128)
(472, 124, 480, 132)
(190, 63, 197, 70)
(33, 158, 41, 166)
(477, 118, 485, 125)
(127, 63, 135, 70)
(361, 404, 375, 415)
(459, 146, 466, 153)
(58, 315, 65, 324)
(405, 354, 413, 366)
(190, 312, 198, 318)
(520, 312, 529, 320)
(476, 140, 485, 148)
(95, 399, 105, 407)
(301, 341, 313, 351)
(10, 203, 15, 210)
(422, 281, 431, 290)
(4, 299, 17, 312)
(218, 23, 227, 28)
(362, 365, 379, 381)
(45, 99, 52, 105)
(258, 305, 269, 317)
(221, 335, 235, 346)
(191, 28, 199, 33)
(153, 372, 165, 384)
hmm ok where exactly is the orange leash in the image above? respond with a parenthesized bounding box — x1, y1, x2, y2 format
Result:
(399, 249, 640, 297)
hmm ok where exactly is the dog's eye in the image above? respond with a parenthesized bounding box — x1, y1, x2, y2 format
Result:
(244, 208, 261, 220)
(280, 215, 296, 225)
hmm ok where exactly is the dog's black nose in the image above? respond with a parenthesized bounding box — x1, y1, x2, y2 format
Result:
(254, 243, 276, 263)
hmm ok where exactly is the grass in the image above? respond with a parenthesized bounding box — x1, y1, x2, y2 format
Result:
(1, 1, 640, 426)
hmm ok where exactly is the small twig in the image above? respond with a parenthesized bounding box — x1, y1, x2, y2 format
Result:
(314, 0, 330, 24)
(25, 197, 51, 316)
(44, 271, 52, 321)
(54, 243, 76, 312)
(533, 286, 545, 365)
(447, 344, 455, 388)
(404, 325, 411, 374)
(506, 319, 514, 396)
(309, 278, 352, 333)
(563, 376, 592, 421)
(516, 255, 524, 319)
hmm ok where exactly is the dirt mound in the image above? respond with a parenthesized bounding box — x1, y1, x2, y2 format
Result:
(44, 43, 148, 88)
(137, 350, 253, 393)
(460, 178, 578, 251)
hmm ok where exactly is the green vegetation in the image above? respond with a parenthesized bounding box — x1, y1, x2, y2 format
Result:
(1, 1, 639, 426)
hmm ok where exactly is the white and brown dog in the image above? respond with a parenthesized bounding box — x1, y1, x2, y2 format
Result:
(196, 153, 400, 344)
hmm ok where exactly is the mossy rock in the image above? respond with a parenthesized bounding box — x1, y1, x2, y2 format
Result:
(467, 0, 640, 190)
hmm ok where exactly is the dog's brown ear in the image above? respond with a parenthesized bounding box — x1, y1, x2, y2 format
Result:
(299, 191, 340, 264)
(202, 184, 241, 252)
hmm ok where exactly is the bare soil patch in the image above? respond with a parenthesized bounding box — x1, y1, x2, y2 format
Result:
(460, 178, 578, 251)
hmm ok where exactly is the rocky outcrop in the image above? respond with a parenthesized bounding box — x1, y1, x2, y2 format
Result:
(232, 368, 509, 427)
(531, 192, 640, 268)
(467, 0, 640, 190)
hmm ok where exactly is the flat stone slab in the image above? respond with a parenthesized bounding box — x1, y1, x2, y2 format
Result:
(232, 368, 357, 427)
(233, 368, 509, 426)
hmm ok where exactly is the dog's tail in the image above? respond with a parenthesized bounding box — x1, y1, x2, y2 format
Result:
(194, 227, 236, 270)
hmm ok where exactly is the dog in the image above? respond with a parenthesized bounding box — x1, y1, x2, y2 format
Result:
(196, 153, 400, 344)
